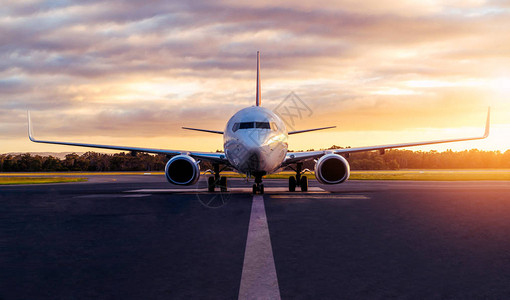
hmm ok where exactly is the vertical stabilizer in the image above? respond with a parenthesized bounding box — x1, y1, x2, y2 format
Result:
(256, 51, 261, 106)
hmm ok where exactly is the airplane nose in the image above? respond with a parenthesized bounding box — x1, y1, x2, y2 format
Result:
(240, 141, 263, 170)
(227, 145, 261, 171)
(226, 128, 279, 172)
(247, 129, 273, 147)
(228, 133, 268, 172)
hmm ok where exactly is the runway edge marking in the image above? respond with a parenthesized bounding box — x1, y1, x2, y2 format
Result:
(238, 195, 281, 300)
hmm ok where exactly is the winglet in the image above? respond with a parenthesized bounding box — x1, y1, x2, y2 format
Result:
(483, 107, 490, 138)
(27, 110, 36, 142)
(256, 51, 261, 106)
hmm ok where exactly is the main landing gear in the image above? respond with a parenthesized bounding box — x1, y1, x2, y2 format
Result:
(252, 172, 265, 194)
(288, 162, 308, 192)
(208, 164, 228, 192)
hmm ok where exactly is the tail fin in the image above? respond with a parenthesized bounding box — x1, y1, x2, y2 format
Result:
(256, 51, 261, 106)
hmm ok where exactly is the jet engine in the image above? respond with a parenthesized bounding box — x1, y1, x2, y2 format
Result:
(314, 154, 350, 184)
(165, 155, 200, 185)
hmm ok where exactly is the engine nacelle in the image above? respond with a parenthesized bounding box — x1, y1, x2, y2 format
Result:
(165, 155, 200, 185)
(314, 154, 350, 184)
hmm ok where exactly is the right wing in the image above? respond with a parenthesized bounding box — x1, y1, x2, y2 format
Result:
(288, 126, 336, 135)
(182, 127, 224, 134)
(27, 111, 229, 165)
(282, 107, 490, 166)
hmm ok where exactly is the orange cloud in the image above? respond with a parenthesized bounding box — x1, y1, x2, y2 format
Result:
(1, 0, 509, 152)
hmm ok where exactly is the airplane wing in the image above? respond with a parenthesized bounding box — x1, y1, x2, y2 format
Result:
(27, 111, 229, 165)
(288, 126, 336, 135)
(182, 127, 224, 134)
(282, 107, 490, 166)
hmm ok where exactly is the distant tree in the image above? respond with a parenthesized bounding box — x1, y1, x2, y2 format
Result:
(2, 155, 15, 171)
(63, 153, 80, 171)
(1, 148, 509, 172)
(42, 156, 62, 171)
(387, 159, 400, 170)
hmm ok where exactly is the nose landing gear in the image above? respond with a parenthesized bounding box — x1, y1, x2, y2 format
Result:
(252, 183, 264, 194)
(252, 172, 265, 194)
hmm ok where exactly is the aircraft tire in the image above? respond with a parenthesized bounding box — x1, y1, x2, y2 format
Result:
(289, 176, 296, 192)
(220, 176, 227, 192)
(300, 176, 308, 192)
(208, 176, 215, 192)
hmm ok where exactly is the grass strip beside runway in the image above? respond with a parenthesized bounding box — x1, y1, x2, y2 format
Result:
(0, 177, 87, 185)
(0, 172, 164, 176)
(261, 170, 510, 181)
(349, 170, 510, 181)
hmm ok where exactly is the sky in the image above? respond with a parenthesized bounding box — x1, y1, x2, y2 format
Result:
(1, 0, 510, 154)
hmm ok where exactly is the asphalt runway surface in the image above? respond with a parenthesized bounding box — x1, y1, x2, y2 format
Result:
(1, 175, 510, 299)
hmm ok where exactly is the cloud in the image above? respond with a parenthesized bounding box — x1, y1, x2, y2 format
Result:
(1, 0, 509, 152)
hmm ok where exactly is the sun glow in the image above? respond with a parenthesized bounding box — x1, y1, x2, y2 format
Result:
(492, 77, 510, 99)
(2, 1, 510, 154)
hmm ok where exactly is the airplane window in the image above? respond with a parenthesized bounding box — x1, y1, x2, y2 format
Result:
(232, 122, 240, 132)
(270, 122, 277, 131)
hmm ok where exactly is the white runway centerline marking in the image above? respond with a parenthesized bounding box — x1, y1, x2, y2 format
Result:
(239, 195, 281, 300)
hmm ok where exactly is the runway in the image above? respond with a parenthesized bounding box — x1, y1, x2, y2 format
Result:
(1, 175, 510, 299)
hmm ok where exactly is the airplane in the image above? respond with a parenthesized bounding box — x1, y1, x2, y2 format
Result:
(28, 52, 491, 194)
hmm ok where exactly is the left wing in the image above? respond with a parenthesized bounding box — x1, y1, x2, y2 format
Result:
(283, 107, 490, 165)
(27, 111, 229, 165)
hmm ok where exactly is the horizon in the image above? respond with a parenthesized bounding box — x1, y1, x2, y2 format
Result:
(1, 1, 510, 153)
(2, 146, 509, 158)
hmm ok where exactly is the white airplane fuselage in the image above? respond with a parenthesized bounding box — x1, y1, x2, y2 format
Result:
(224, 106, 288, 175)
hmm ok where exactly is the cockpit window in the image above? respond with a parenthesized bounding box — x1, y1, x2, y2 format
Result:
(239, 122, 254, 129)
(255, 122, 270, 129)
(232, 121, 273, 132)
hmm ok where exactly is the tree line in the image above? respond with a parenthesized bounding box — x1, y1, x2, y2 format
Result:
(1, 148, 509, 172)
(0, 152, 167, 172)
